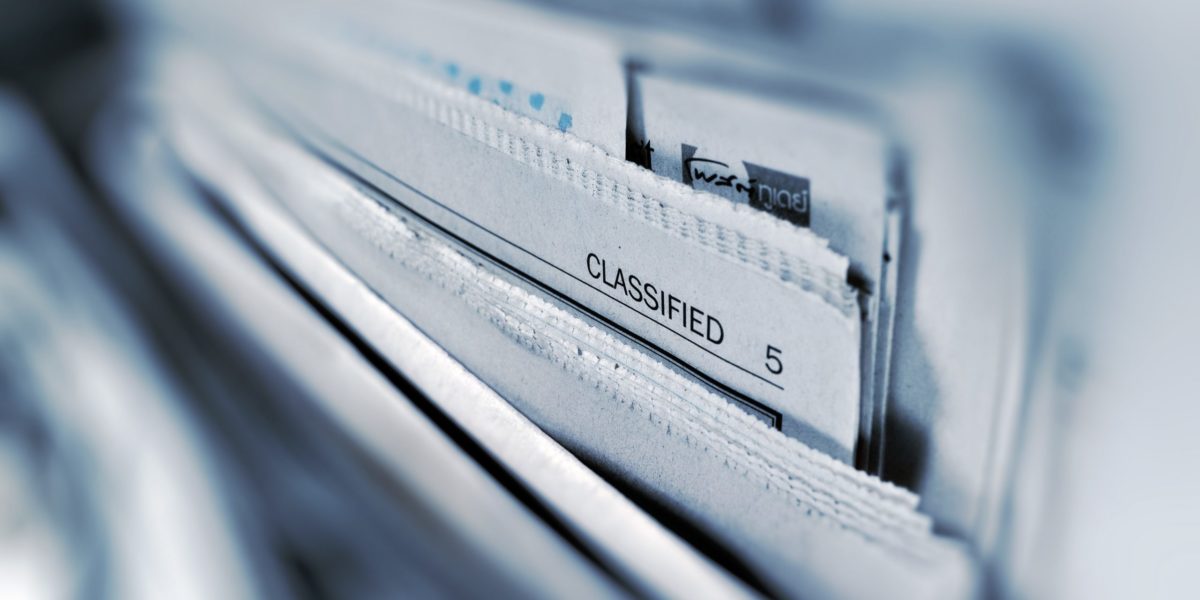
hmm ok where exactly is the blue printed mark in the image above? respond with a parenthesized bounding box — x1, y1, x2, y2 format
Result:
(467, 77, 482, 95)
(417, 52, 433, 65)
(557, 112, 573, 131)
(499, 80, 513, 95)
(528, 92, 545, 111)
(444, 63, 459, 78)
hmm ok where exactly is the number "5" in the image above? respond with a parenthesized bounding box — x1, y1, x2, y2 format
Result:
(765, 345, 783, 375)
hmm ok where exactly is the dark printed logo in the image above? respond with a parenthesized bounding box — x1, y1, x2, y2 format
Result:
(744, 162, 810, 227)
(681, 144, 810, 227)
(627, 135, 655, 170)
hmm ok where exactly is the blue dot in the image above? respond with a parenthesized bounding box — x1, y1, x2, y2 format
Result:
(444, 63, 459, 78)
(557, 112, 573, 131)
(467, 77, 481, 95)
(528, 92, 545, 111)
(499, 80, 513, 95)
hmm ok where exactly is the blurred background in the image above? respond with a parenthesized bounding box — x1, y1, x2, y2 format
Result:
(1, 0, 1197, 598)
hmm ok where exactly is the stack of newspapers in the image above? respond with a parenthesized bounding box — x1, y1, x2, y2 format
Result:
(52, 0, 1068, 596)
